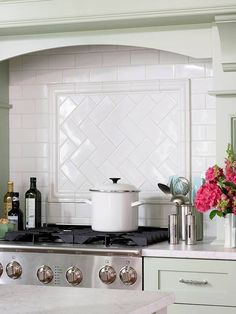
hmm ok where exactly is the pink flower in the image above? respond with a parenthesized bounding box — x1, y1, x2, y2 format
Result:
(195, 183, 222, 213)
(205, 165, 224, 183)
(225, 159, 236, 184)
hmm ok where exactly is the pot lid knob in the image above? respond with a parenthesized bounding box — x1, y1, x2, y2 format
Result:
(109, 178, 121, 184)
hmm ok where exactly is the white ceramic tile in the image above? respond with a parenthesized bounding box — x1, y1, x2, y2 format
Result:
(21, 143, 48, 158)
(75, 204, 91, 218)
(206, 125, 216, 140)
(192, 109, 216, 125)
(89, 139, 115, 167)
(10, 144, 22, 158)
(9, 86, 22, 99)
(62, 203, 76, 217)
(88, 45, 117, 52)
(129, 139, 156, 167)
(192, 125, 206, 140)
(120, 117, 146, 145)
(36, 129, 49, 142)
(206, 156, 217, 166)
(36, 70, 63, 83)
(118, 65, 145, 81)
(192, 157, 207, 172)
(191, 94, 205, 109)
(36, 158, 49, 172)
(10, 129, 36, 143)
(131, 50, 159, 65)
(174, 64, 205, 79)
(205, 94, 216, 108)
(10, 114, 22, 128)
(62, 68, 90, 82)
(35, 99, 49, 114)
(11, 99, 35, 114)
(146, 65, 174, 79)
(49, 54, 75, 69)
(102, 51, 130, 66)
(10, 157, 36, 172)
(22, 85, 48, 99)
(21, 114, 48, 129)
(90, 66, 117, 82)
(192, 141, 216, 156)
(160, 51, 188, 64)
(76, 52, 102, 67)
(22, 55, 49, 70)
(191, 78, 214, 93)
(205, 62, 213, 77)
(109, 139, 135, 167)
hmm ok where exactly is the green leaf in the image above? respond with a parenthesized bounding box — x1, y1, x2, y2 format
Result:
(216, 211, 223, 217)
(209, 210, 218, 220)
(224, 181, 236, 190)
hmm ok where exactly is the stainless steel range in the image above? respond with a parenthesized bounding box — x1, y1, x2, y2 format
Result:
(0, 225, 168, 290)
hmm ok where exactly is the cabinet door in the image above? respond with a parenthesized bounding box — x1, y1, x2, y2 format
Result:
(169, 304, 236, 314)
(144, 257, 236, 307)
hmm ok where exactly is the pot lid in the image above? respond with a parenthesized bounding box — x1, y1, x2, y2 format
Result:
(89, 178, 140, 193)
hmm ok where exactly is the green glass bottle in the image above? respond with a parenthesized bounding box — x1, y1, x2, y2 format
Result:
(25, 177, 41, 229)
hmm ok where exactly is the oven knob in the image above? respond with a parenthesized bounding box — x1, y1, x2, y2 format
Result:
(66, 266, 83, 286)
(99, 266, 116, 284)
(6, 261, 22, 279)
(37, 265, 53, 284)
(119, 266, 137, 285)
(0, 263, 3, 277)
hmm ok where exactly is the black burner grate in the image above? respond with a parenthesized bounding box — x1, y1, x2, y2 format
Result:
(4, 225, 168, 247)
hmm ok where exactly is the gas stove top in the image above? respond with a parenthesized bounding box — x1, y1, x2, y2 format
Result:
(1, 225, 168, 290)
(4, 225, 168, 247)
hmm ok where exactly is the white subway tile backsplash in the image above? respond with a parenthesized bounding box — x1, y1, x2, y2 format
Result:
(118, 65, 145, 81)
(9, 45, 216, 236)
(90, 66, 117, 82)
(192, 109, 216, 125)
(160, 51, 188, 64)
(146, 64, 174, 79)
(22, 85, 48, 99)
(174, 64, 205, 79)
(131, 50, 159, 65)
(49, 54, 76, 69)
(102, 51, 130, 66)
(76, 52, 102, 67)
(62, 68, 90, 83)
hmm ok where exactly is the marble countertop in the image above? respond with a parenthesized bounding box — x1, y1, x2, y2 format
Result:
(142, 238, 236, 260)
(0, 285, 174, 314)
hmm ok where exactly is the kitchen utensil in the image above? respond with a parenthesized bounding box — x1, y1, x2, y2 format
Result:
(168, 214, 179, 244)
(169, 176, 190, 196)
(78, 178, 146, 232)
(157, 183, 171, 195)
(186, 213, 197, 245)
(170, 194, 189, 206)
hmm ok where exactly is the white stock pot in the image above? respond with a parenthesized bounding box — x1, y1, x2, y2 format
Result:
(80, 178, 145, 232)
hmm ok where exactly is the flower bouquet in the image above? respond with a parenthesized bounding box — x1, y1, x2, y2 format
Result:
(195, 144, 236, 220)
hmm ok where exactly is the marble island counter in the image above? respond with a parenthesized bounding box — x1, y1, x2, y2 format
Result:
(142, 238, 236, 260)
(0, 285, 174, 314)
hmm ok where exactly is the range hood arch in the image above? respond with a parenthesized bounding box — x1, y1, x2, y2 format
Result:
(1, 25, 212, 62)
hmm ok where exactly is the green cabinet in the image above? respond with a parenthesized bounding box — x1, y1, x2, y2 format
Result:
(0, 60, 10, 217)
(144, 257, 236, 313)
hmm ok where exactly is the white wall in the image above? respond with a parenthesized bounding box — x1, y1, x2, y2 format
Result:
(9, 45, 216, 237)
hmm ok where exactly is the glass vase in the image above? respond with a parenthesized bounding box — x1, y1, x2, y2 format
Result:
(224, 213, 236, 248)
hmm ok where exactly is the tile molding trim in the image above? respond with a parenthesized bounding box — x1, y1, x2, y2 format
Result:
(48, 79, 191, 203)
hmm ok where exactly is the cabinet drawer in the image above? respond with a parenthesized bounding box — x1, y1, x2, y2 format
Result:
(168, 304, 236, 314)
(144, 257, 236, 307)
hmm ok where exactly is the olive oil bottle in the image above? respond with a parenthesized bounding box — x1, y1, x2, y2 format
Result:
(3, 181, 14, 219)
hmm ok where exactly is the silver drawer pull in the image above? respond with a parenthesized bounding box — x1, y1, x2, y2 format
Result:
(179, 278, 208, 285)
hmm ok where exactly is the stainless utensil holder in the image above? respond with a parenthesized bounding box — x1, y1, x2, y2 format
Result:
(179, 205, 203, 241)
(186, 213, 197, 245)
(168, 214, 179, 244)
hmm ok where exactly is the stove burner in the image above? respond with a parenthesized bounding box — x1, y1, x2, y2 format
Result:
(5, 225, 168, 247)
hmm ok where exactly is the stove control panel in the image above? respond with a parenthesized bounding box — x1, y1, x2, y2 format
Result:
(66, 266, 83, 286)
(6, 261, 22, 279)
(37, 265, 54, 284)
(99, 266, 116, 284)
(0, 251, 142, 290)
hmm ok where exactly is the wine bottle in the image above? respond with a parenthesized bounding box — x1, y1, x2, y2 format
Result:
(3, 181, 14, 219)
(25, 177, 41, 229)
(8, 192, 23, 231)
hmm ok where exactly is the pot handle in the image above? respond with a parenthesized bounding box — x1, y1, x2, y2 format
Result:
(77, 199, 92, 205)
(131, 200, 147, 207)
(109, 177, 121, 184)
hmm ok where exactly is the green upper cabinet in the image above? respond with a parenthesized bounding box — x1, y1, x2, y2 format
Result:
(0, 60, 10, 216)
